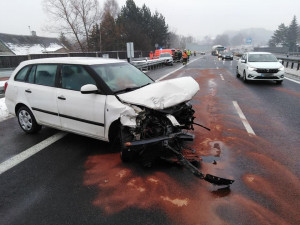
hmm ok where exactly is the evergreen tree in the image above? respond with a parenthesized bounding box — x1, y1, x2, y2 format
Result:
(88, 24, 101, 51)
(269, 23, 288, 47)
(150, 11, 169, 49)
(287, 16, 299, 51)
(115, 0, 169, 51)
(100, 12, 120, 51)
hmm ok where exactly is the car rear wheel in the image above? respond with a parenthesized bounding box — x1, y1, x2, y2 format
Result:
(236, 67, 240, 78)
(243, 71, 248, 83)
(17, 106, 41, 134)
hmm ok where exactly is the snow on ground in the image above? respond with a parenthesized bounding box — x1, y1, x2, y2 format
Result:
(0, 98, 13, 122)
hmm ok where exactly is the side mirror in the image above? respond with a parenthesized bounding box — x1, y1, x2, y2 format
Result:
(241, 59, 246, 63)
(278, 59, 283, 64)
(81, 84, 99, 94)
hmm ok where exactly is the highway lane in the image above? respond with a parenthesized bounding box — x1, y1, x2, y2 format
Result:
(0, 54, 299, 225)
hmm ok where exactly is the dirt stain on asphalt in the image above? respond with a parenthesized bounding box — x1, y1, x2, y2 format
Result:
(83, 68, 300, 225)
(273, 86, 300, 99)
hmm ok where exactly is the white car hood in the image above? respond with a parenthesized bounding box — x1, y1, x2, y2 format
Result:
(117, 76, 199, 109)
(248, 61, 282, 68)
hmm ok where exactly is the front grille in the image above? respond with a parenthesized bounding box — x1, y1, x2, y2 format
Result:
(256, 68, 279, 73)
(254, 76, 279, 80)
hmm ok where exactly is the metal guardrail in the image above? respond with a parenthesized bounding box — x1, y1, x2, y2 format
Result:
(131, 58, 167, 70)
(277, 57, 300, 71)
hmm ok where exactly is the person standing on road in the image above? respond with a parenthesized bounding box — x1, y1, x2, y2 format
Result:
(149, 51, 153, 60)
(177, 50, 182, 62)
(187, 50, 191, 60)
(182, 50, 188, 65)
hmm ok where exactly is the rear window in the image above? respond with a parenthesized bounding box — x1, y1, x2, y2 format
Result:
(35, 64, 57, 87)
(15, 66, 30, 81)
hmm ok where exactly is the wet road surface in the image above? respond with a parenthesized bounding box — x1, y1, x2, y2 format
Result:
(0, 55, 299, 225)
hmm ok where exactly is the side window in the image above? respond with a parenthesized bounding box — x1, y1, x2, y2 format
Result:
(35, 64, 57, 87)
(15, 66, 30, 82)
(27, 65, 36, 84)
(61, 65, 96, 91)
(242, 54, 247, 61)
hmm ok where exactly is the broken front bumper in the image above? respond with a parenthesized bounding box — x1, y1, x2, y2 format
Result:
(123, 132, 194, 147)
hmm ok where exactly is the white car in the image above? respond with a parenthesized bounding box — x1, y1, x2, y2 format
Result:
(159, 53, 174, 65)
(236, 52, 284, 84)
(4, 57, 198, 161)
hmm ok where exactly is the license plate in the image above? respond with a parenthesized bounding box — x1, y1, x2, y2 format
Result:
(261, 73, 273, 77)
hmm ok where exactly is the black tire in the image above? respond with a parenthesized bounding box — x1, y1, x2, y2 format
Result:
(243, 71, 248, 83)
(276, 80, 283, 84)
(17, 106, 41, 134)
(236, 67, 240, 78)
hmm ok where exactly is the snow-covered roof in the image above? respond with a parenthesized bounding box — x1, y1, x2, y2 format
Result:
(0, 33, 66, 55)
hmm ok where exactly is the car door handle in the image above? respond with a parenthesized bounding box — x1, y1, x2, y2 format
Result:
(58, 95, 66, 100)
(25, 89, 31, 93)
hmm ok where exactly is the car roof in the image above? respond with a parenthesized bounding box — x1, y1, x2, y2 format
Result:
(18, 57, 126, 67)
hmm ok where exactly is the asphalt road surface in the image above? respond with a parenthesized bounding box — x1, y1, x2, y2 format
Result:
(0, 55, 299, 225)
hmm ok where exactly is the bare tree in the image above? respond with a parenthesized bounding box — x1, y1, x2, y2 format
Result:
(43, 0, 101, 52)
(103, 0, 120, 19)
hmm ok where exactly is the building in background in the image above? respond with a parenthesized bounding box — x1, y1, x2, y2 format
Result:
(0, 32, 68, 56)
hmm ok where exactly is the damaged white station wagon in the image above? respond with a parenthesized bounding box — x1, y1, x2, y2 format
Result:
(5, 57, 234, 186)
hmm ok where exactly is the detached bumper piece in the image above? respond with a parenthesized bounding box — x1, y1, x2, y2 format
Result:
(124, 132, 235, 186)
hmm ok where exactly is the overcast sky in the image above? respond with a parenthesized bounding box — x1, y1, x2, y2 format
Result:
(0, 0, 299, 40)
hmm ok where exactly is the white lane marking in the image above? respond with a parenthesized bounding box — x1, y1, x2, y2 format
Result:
(220, 74, 224, 80)
(156, 57, 201, 81)
(232, 101, 256, 136)
(285, 77, 300, 84)
(0, 132, 67, 175)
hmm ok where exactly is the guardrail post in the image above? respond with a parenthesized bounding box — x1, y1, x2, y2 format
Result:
(286, 61, 289, 68)
(297, 62, 300, 71)
(291, 62, 294, 69)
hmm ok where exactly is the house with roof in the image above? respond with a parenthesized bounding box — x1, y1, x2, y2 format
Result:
(0, 32, 68, 56)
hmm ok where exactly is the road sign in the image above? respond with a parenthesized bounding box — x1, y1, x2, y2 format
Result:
(246, 37, 252, 44)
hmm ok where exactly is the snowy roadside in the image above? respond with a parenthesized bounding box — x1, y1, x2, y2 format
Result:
(0, 98, 14, 122)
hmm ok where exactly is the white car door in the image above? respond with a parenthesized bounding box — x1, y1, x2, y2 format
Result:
(56, 64, 106, 139)
(25, 64, 61, 128)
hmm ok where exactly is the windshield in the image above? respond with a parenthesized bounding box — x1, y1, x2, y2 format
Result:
(248, 54, 278, 62)
(91, 63, 153, 93)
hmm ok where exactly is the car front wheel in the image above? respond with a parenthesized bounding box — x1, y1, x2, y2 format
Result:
(243, 71, 248, 83)
(236, 67, 240, 78)
(17, 106, 41, 134)
(276, 80, 283, 84)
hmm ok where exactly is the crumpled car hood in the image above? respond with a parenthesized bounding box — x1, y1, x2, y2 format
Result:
(117, 76, 199, 109)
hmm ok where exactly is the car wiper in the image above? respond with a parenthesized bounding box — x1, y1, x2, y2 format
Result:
(114, 87, 139, 94)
